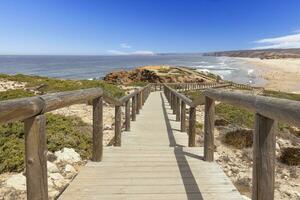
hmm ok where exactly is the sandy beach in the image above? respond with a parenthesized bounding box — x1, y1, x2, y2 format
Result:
(239, 58, 300, 93)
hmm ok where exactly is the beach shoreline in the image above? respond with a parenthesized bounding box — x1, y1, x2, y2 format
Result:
(237, 57, 300, 93)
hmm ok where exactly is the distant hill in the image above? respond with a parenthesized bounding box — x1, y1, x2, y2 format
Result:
(203, 48, 300, 59)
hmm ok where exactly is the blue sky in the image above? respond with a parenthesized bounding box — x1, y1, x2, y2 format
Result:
(0, 0, 300, 55)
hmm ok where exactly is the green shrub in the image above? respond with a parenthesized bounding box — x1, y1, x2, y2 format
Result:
(263, 90, 300, 101)
(0, 89, 35, 101)
(0, 74, 124, 98)
(0, 113, 91, 173)
(280, 147, 300, 166)
(182, 90, 203, 101)
(127, 81, 149, 87)
(223, 129, 253, 149)
(216, 103, 254, 128)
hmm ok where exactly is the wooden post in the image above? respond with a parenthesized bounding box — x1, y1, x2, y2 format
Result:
(188, 107, 196, 147)
(252, 113, 276, 200)
(92, 97, 103, 161)
(139, 92, 143, 108)
(204, 96, 215, 161)
(173, 95, 176, 114)
(136, 93, 140, 114)
(170, 94, 173, 110)
(125, 100, 130, 131)
(114, 105, 122, 146)
(181, 101, 186, 132)
(24, 115, 48, 200)
(176, 97, 180, 121)
(131, 96, 136, 121)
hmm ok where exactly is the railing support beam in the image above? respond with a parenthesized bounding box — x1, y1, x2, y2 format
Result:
(252, 113, 276, 200)
(131, 96, 136, 121)
(181, 101, 186, 132)
(204, 96, 215, 161)
(125, 100, 130, 131)
(188, 107, 196, 147)
(24, 115, 48, 200)
(176, 97, 180, 121)
(92, 97, 103, 161)
(114, 105, 122, 146)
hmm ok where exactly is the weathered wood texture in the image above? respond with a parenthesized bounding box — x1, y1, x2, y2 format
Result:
(59, 92, 242, 200)
(188, 107, 196, 147)
(131, 96, 136, 121)
(0, 97, 44, 124)
(176, 98, 180, 121)
(136, 93, 140, 114)
(41, 88, 103, 112)
(125, 100, 131, 131)
(180, 101, 186, 132)
(92, 97, 103, 162)
(24, 115, 48, 200)
(204, 89, 300, 127)
(204, 96, 215, 161)
(252, 113, 276, 200)
(114, 105, 122, 146)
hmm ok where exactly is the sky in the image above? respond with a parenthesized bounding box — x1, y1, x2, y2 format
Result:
(0, 0, 300, 55)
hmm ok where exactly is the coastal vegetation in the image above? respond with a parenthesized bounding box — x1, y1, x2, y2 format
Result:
(0, 113, 91, 173)
(0, 73, 125, 173)
(0, 73, 124, 97)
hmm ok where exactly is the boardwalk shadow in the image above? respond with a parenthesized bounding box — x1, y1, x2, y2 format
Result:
(160, 92, 204, 200)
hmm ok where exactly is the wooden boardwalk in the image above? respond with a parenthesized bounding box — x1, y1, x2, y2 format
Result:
(59, 91, 243, 200)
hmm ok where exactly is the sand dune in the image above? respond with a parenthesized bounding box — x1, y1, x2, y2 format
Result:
(240, 58, 300, 93)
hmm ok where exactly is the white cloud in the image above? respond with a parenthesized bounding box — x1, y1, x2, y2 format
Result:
(120, 43, 131, 49)
(131, 50, 154, 55)
(107, 50, 128, 55)
(107, 50, 154, 55)
(253, 33, 300, 49)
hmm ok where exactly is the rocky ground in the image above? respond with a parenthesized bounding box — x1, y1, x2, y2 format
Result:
(0, 148, 84, 200)
(0, 79, 25, 92)
(104, 66, 215, 85)
(194, 105, 300, 200)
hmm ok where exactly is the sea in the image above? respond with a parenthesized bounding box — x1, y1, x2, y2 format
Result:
(0, 54, 266, 86)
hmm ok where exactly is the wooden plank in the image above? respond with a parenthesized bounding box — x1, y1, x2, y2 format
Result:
(24, 115, 48, 200)
(92, 97, 103, 161)
(204, 96, 215, 161)
(252, 113, 276, 200)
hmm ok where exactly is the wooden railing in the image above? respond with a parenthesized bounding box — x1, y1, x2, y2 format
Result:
(168, 82, 231, 91)
(164, 83, 300, 200)
(0, 84, 151, 200)
(163, 82, 229, 147)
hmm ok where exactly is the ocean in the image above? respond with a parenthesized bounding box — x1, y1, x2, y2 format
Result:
(0, 54, 266, 86)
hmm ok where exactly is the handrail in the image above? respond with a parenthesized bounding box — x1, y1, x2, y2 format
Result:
(0, 83, 152, 200)
(164, 83, 300, 200)
(204, 89, 300, 127)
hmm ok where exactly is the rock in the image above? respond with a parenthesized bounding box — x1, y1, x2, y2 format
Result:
(242, 195, 251, 200)
(47, 151, 57, 162)
(65, 164, 77, 173)
(104, 124, 112, 130)
(47, 161, 59, 173)
(49, 173, 67, 189)
(48, 189, 60, 200)
(55, 148, 81, 163)
(215, 118, 229, 126)
(6, 173, 26, 190)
